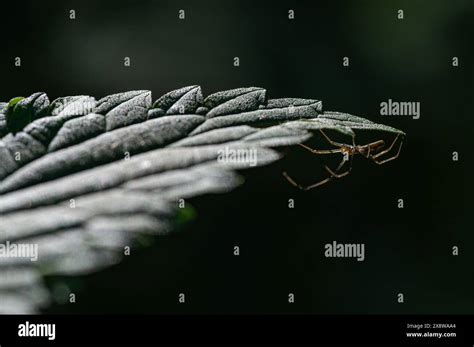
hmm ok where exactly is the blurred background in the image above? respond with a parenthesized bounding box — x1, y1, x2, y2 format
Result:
(0, 0, 472, 314)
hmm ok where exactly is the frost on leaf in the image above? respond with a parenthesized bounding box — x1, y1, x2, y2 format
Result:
(0, 86, 405, 313)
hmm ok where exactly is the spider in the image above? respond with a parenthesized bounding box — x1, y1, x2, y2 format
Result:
(283, 129, 403, 190)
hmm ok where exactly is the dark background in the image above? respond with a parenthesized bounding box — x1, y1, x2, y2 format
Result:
(0, 0, 472, 314)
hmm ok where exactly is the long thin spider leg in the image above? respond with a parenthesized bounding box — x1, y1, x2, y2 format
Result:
(323, 153, 352, 178)
(299, 129, 356, 155)
(282, 151, 354, 191)
(372, 134, 400, 159)
(349, 152, 354, 173)
(324, 165, 350, 179)
(372, 139, 404, 165)
(282, 130, 356, 191)
(282, 171, 305, 190)
(319, 129, 347, 148)
(283, 155, 350, 190)
(321, 130, 356, 171)
(355, 139, 385, 159)
(283, 153, 342, 191)
(299, 143, 343, 155)
(303, 176, 333, 191)
(282, 171, 334, 191)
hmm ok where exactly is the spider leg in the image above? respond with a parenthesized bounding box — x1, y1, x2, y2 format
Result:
(283, 172, 333, 191)
(302, 176, 333, 190)
(283, 165, 338, 190)
(297, 127, 361, 155)
(303, 155, 351, 190)
(282, 171, 306, 190)
(283, 171, 333, 190)
(282, 151, 352, 191)
(298, 129, 352, 155)
(371, 134, 400, 159)
(371, 136, 404, 165)
(323, 150, 353, 178)
(319, 129, 348, 148)
(324, 167, 349, 179)
(354, 139, 385, 159)
(299, 143, 342, 155)
(282, 130, 356, 190)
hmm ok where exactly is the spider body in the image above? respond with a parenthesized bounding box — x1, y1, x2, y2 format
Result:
(340, 140, 385, 158)
(283, 130, 403, 190)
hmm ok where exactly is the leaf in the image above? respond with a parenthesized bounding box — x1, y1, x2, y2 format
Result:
(0, 95, 97, 182)
(0, 102, 8, 138)
(0, 86, 405, 313)
(5, 93, 50, 135)
(7, 97, 25, 110)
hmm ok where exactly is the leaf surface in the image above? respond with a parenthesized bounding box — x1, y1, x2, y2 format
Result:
(0, 86, 405, 313)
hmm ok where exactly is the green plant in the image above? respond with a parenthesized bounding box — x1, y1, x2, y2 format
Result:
(0, 86, 405, 313)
